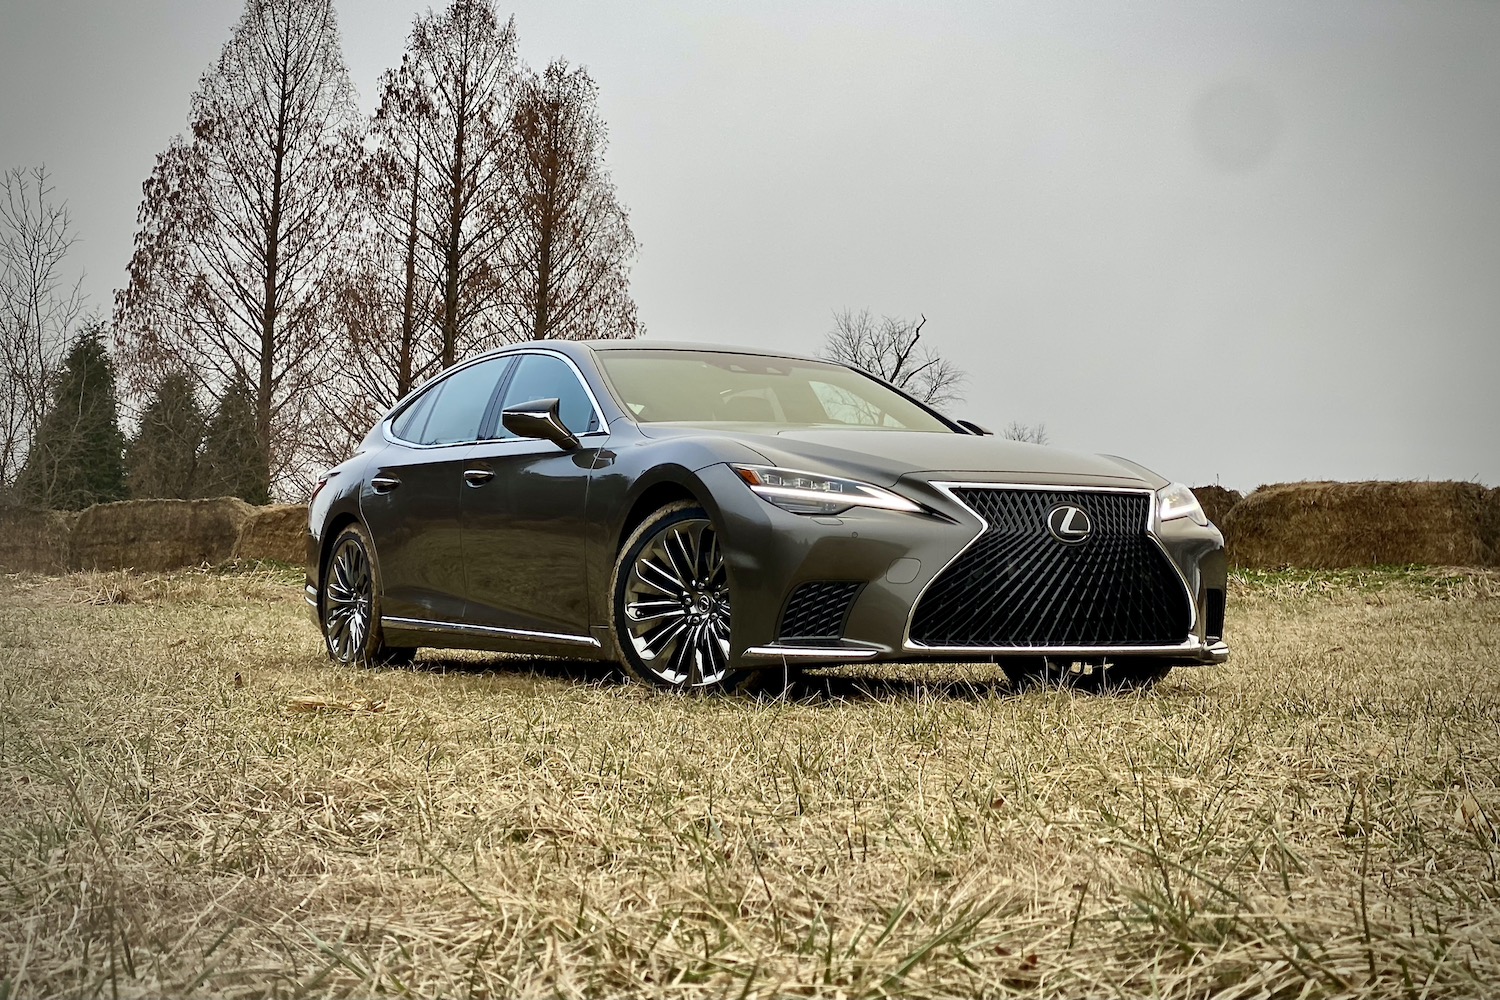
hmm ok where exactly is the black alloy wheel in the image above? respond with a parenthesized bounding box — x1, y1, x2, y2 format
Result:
(321, 523, 415, 667)
(613, 502, 751, 692)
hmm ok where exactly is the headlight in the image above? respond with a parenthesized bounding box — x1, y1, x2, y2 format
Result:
(732, 464, 923, 516)
(1157, 482, 1208, 526)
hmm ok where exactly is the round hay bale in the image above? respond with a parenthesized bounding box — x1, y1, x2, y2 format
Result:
(1224, 481, 1496, 569)
(232, 503, 309, 565)
(68, 497, 254, 572)
(0, 507, 77, 574)
(1191, 485, 1243, 528)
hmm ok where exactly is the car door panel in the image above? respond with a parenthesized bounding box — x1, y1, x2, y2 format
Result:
(460, 352, 604, 638)
(360, 443, 474, 622)
(359, 355, 513, 624)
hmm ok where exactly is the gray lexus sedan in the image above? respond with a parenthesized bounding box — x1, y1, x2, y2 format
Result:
(306, 341, 1228, 692)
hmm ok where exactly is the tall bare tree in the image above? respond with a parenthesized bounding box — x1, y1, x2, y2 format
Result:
(506, 59, 639, 341)
(0, 167, 84, 492)
(822, 309, 965, 407)
(114, 0, 360, 499)
(386, 0, 520, 368)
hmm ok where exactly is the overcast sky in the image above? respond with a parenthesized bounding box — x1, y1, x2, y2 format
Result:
(3, 0, 1497, 491)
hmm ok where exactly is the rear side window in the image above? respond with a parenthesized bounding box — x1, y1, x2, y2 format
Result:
(497, 354, 601, 436)
(392, 357, 510, 446)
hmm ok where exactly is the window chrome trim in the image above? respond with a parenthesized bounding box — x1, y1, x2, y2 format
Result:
(380, 348, 610, 450)
(382, 615, 601, 648)
(901, 482, 1197, 652)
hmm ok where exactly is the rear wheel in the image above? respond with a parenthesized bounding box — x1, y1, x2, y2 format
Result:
(321, 523, 416, 667)
(612, 502, 758, 693)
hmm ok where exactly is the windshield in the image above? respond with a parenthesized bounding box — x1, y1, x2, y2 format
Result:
(596, 349, 955, 432)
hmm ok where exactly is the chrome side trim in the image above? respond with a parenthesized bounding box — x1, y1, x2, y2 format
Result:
(902, 481, 1197, 651)
(304, 584, 318, 607)
(381, 615, 601, 648)
(742, 645, 881, 661)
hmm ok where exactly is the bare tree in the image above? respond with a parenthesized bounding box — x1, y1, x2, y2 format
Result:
(506, 59, 639, 341)
(114, 0, 361, 500)
(386, 0, 520, 368)
(1001, 420, 1049, 445)
(822, 309, 965, 407)
(0, 167, 85, 491)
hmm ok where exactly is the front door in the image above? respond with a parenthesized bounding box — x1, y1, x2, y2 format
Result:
(460, 352, 605, 639)
(360, 355, 512, 624)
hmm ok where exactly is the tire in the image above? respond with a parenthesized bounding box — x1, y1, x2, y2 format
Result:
(320, 522, 417, 667)
(1002, 657, 1172, 694)
(611, 502, 761, 693)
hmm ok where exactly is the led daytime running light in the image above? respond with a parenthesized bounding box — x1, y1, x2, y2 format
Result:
(733, 465, 923, 515)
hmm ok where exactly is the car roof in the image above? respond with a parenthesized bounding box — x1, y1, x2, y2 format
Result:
(485, 339, 828, 366)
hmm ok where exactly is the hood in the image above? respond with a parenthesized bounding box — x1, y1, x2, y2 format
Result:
(636, 424, 1160, 488)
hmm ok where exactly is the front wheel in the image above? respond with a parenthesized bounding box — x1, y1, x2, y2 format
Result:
(321, 523, 416, 667)
(612, 502, 756, 692)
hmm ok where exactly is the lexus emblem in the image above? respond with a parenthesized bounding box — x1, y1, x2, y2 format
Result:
(1046, 504, 1093, 544)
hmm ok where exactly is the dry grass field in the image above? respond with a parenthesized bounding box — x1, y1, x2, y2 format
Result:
(1, 564, 1498, 998)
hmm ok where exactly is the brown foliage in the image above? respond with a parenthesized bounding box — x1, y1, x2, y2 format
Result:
(507, 59, 640, 341)
(114, 0, 361, 500)
(1224, 480, 1499, 569)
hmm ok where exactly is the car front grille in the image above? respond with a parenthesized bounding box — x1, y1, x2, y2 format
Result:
(779, 581, 862, 640)
(909, 488, 1192, 648)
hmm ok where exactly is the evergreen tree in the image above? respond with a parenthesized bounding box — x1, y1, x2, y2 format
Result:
(199, 374, 268, 504)
(126, 371, 205, 498)
(14, 323, 127, 509)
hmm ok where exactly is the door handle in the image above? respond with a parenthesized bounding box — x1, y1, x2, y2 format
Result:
(371, 474, 401, 494)
(463, 468, 495, 487)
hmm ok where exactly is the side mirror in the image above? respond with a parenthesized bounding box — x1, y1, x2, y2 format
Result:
(501, 398, 579, 450)
(956, 419, 993, 436)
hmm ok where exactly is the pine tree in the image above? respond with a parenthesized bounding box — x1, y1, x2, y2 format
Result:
(14, 323, 127, 509)
(199, 374, 268, 504)
(126, 371, 205, 498)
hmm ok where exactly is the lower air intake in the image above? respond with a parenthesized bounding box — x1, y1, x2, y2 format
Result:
(779, 581, 861, 640)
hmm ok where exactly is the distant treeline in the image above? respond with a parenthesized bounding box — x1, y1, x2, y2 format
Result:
(1, 0, 639, 508)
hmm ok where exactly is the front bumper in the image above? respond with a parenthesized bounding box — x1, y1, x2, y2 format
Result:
(699, 464, 1230, 670)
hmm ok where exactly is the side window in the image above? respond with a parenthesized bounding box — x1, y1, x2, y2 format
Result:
(497, 354, 601, 436)
(411, 357, 510, 446)
(390, 383, 439, 442)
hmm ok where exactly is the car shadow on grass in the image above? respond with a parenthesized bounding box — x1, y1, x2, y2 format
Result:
(406, 651, 1020, 704)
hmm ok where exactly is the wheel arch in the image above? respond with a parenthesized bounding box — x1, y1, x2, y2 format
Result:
(616, 475, 710, 552)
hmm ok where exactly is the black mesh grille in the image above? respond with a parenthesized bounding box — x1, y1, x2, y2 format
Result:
(779, 582, 861, 640)
(1205, 588, 1226, 642)
(910, 488, 1192, 648)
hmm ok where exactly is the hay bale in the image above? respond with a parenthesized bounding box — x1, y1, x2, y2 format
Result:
(1224, 480, 1497, 569)
(1191, 485, 1243, 528)
(0, 507, 77, 573)
(233, 503, 308, 565)
(69, 497, 254, 572)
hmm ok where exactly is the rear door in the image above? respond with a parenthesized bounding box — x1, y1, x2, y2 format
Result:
(360, 356, 512, 623)
(459, 352, 606, 639)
